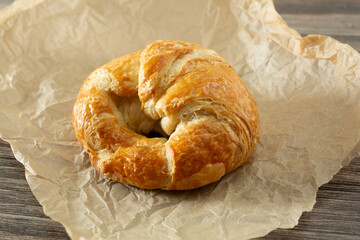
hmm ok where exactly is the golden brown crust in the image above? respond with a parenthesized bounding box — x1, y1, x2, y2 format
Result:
(72, 40, 260, 190)
(166, 117, 237, 190)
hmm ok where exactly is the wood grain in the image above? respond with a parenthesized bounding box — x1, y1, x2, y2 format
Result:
(0, 139, 70, 240)
(275, 0, 360, 52)
(0, 0, 359, 239)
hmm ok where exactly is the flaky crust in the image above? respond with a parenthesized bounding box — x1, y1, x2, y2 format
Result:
(72, 40, 260, 190)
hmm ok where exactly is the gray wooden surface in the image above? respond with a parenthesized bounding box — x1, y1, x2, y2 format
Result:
(0, 0, 359, 239)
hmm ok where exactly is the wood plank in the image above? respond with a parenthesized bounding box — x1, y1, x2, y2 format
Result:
(0, 0, 14, 11)
(274, 0, 360, 52)
(280, 14, 360, 36)
(0, 213, 70, 240)
(0, 138, 70, 239)
(274, 0, 360, 14)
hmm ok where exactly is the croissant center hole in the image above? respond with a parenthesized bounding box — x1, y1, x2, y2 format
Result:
(112, 94, 169, 139)
(136, 118, 169, 139)
(144, 127, 169, 139)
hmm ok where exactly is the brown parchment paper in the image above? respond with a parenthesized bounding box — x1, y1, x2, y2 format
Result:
(0, 0, 359, 239)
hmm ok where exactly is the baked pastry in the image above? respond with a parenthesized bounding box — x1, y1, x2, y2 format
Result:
(72, 40, 260, 190)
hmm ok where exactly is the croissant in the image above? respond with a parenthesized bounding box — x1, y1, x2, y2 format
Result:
(72, 40, 260, 190)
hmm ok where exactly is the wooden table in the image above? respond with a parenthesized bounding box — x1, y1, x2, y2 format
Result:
(0, 0, 359, 239)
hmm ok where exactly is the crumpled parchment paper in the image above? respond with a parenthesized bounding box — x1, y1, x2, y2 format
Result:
(0, 0, 359, 239)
